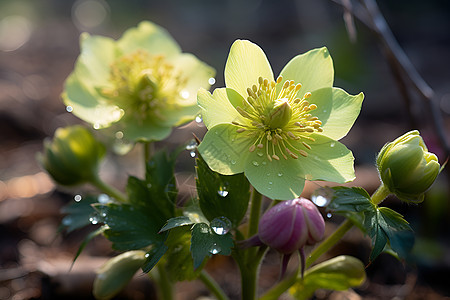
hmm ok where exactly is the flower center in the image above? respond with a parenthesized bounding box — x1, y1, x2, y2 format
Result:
(101, 50, 187, 122)
(233, 76, 323, 161)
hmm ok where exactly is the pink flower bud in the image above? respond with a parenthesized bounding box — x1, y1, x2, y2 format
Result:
(258, 198, 325, 254)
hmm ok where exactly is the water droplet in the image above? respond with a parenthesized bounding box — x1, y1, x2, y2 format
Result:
(210, 216, 232, 235)
(74, 194, 82, 202)
(209, 243, 221, 255)
(267, 187, 272, 190)
(257, 151, 263, 157)
(93, 123, 100, 130)
(115, 131, 124, 139)
(277, 172, 283, 177)
(145, 253, 150, 258)
(231, 159, 236, 165)
(195, 114, 203, 123)
(66, 106, 73, 113)
(323, 110, 327, 113)
(252, 161, 259, 166)
(268, 181, 273, 185)
(180, 90, 190, 99)
(262, 161, 267, 165)
(62, 216, 72, 226)
(330, 142, 335, 148)
(327, 212, 332, 218)
(189, 151, 196, 158)
(217, 183, 229, 197)
(147, 183, 152, 189)
(266, 173, 271, 177)
(186, 139, 197, 151)
(311, 187, 334, 207)
(208, 77, 216, 85)
(89, 213, 99, 225)
(98, 193, 110, 204)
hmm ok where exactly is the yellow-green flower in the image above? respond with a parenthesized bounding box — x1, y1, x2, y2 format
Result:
(63, 21, 215, 142)
(197, 40, 364, 200)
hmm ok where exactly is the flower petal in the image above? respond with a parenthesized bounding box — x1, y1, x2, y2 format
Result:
(279, 47, 334, 95)
(296, 134, 355, 183)
(62, 72, 124, 127)
(308, 87, 364, 140)
(225, 40, 274, 98)
(197, 124, 253, 175)
(197, 88, 245, 129)
(117, 21, 181, 57)
(170, 53, 216, 105)
(76, 33, 118, 86)
(244, 153, 306, 200)
(119, 116, 172, 142)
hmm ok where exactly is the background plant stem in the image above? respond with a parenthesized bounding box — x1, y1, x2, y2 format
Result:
(90, 175, 128, 203)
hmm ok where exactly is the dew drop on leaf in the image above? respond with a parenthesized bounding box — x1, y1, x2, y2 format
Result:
(98, 193, 110, 204)
(66, 106, 73, 113)
(209, 243, 221, 255)
(74, 194, 82, 202)
(210, 216, 232, 235)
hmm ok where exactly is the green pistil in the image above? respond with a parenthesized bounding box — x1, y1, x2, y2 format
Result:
(101, 50, 187, 122)
(234, 76, 323, 162)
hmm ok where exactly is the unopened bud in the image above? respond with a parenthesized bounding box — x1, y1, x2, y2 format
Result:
(376, 130, 440, 203)
(93, 250, 146, 300)
(37, 125, 105, 186)
(258, 197, 325, 254)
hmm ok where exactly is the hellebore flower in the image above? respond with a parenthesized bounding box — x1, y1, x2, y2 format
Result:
(37, 125, 105, 186)
(63, 21, 215, 142)
(376, 130, 440, 203)
(197, 40, 364, 200)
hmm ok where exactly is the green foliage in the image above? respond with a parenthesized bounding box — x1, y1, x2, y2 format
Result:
(290, 255, 366, 299)
(196, 154, 250, 227)
(329, 186, 414, 262)
(61, 195, 97, 233)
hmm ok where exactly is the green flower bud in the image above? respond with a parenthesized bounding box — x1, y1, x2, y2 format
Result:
(37, 125, 106, 186)
(376, 130, 440, 203)
(93, 250, 146, 300)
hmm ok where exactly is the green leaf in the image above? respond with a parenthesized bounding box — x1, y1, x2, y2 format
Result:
(196, 153, 250, 227)
(60, 195, 97, 233)
(190, 223, 234, 269)
(71, 226, 106, 269)
(160, 216, 194, 232)
(100, 203, 167, 251)
(290, 255, 366, 300)
(142, 237, 168, 273)
(164, 227, 202, 281)
(329, 186, 373, 213)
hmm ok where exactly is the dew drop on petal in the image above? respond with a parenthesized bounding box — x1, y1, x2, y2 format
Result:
(66, 106, 73, 113)
(210, 216, 232, 235)
(330, 142, 335, 148)
(208, 77, 216, 85)
(231, 159, 236, 165)
(115, 131, 124, 139)
(195, 114, 203, 123)
(268, 181, 273, 185)
(252, 161, 259, 167)
(277, 172, 283, 177)
(180, 90, 190, 99)
(93, 123, 100, 130)
(74, 194, 82, 202)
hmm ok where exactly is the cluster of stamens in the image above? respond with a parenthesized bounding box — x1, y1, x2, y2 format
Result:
(102, 50, 187, 122)
(232, 76, 323, 161)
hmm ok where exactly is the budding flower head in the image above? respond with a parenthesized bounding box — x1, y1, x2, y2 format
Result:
(37, 125, 105, 186)
(376, 130, 440, 203)
(93, 250, 146, 300)
(258, 197, 325, 254)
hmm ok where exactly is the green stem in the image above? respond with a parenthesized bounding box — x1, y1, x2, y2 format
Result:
(305, 219, 353, 268)
(371, 183, 391, 205)
(155, 264, 173, 300)
(248, 188, 263, 237)
(199, 271, 229, 300)
(144, 141, 155, 163)
(90, 175, 127, 203)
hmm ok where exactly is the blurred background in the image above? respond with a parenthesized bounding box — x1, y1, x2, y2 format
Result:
(0, 0, 449, 299)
